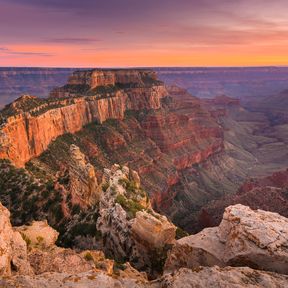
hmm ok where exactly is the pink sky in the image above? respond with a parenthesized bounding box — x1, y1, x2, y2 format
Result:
(1, 0, 288, 67)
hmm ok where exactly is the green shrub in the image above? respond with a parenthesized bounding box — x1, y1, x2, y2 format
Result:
(102, 183, 109, 192)
(84, 252, 93, 261)
(176, 227, 189, 239)
(21, 233, 31, 246)
(115, 194, 144, 218)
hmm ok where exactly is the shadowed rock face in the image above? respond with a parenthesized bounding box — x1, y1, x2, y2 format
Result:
(165, 204, 288, 275)
(197, 170, 288, 230)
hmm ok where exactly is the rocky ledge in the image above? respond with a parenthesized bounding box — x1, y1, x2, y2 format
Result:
(1, 201, 288, 287)
(165, 204, 288, 275)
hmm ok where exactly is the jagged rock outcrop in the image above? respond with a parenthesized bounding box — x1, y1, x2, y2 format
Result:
(0, 69, 167, 167)
(68, 144, 100, 205)
(97, 164, 176, 275)
(0, 200, 146, 282)
(2, 200, 288, 287)
(0, 203, 32, 276)
(165, 204, 288, 275)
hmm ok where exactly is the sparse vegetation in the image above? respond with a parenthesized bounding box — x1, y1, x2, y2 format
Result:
(176, 227, 189, 239)
(84, 252, 94, 261)
(102, 183, 109, 192)
(115, 194, 144, 219)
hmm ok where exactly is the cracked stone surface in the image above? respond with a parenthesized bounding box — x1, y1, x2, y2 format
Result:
(165, 204, 288, 274)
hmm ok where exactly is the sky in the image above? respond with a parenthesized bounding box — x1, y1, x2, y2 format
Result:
(1, 0, 288, 67)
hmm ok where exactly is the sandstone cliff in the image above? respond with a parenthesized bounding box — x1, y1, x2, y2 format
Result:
(0, 69, 167, 167)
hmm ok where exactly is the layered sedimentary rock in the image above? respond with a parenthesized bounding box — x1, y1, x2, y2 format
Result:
(68, 144, 100, 205)
(61, 69, 159, 90)
(198, 169, 288, 229)
(165, 204, 288, 275)
(97, 164, 176, 275)
(0, 70, 167, 167)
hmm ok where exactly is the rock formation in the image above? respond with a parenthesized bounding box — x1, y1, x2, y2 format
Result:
(0, 69, 167, 167)
(15, 220, 59, 248)
(51, 69, 159, 94)
(68, 144, 100, 205)
(1, 199, 288, 287)
(0, 202, 32, 276)
(165, 204, 288, 275)
(97, 164, 176, 275)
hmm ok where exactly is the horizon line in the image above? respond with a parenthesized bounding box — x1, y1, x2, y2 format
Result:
(1, 65, 288, 69)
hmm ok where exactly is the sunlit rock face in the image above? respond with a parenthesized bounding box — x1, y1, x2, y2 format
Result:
(0, 69, 168, 167)
(65, 69, 158, 88)
(68, 144, 100, 206)
(0, 202, 33, 277)
(165, 204, 288, 275)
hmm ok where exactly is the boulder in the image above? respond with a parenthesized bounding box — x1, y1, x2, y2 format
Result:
(15, 220, 59, 247)
(165, 204, 288, 274)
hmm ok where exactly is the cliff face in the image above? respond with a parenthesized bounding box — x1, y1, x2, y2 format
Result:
(0, 70, 168, 167)
(197, 169, 288, 230)
(66, 69, 158, 89)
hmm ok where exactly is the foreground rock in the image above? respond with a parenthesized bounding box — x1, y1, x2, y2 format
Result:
(15, 220, 59, 248)
(1, 266, 288, 288)
(97, 164, 176, 276)
(160, 266, 288, 288)
(165, 204, 288, 274)
(0, 203, 32, 276)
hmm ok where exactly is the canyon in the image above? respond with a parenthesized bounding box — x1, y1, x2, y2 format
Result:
(0, 68, 287, 234)
(0, 67, 287, 286)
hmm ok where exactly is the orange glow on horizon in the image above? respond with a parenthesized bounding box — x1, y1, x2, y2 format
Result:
(1, 42, 288, 68)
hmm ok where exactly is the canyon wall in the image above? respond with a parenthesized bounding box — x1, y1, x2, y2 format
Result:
(0, 70, 168, 167)
(67, 69, 158, 88)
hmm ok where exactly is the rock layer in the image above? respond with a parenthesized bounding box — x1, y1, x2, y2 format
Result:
(0, 70, 167, 167)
